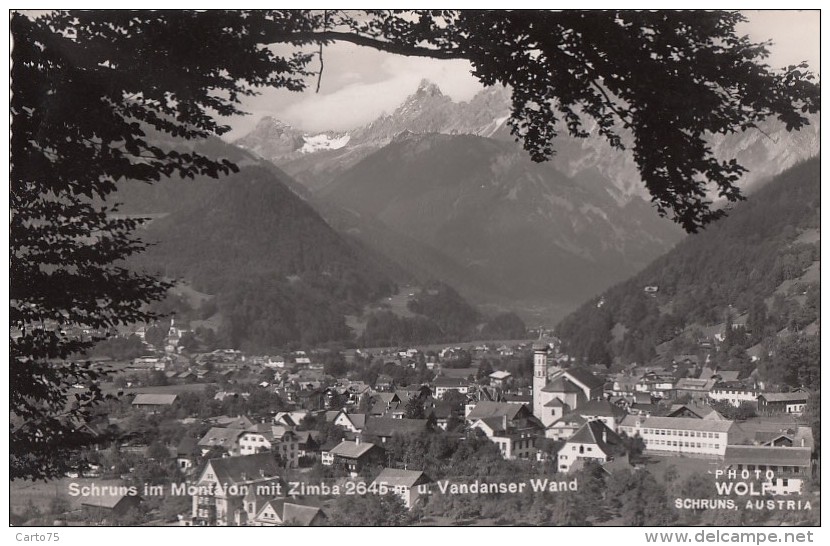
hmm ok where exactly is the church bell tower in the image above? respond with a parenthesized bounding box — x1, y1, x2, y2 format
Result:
(532, 339, 548, 420)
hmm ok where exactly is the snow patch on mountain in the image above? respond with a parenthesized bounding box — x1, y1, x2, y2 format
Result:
(300, 133, 351, 153)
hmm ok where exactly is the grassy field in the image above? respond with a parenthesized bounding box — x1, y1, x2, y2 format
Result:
(10, 477, 126, 516)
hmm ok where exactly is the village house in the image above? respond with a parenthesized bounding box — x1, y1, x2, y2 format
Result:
(175, 436, 199, 473)
(190, 452, 285, 526)
(197, 427, 245, 456)
(608, 374, 640, 397)
(253, 499, 325, 526)
(433, 376, 473, 398)
(131, 393, 177, 413)
(674, 377, 718, 402)
(133, 356, 163, 370)
(371, 468, 431, 509)
(634, 371, 676, 399)
(545, 412, 586, 441)
(294, 388, 325, 411)
(321, 439, 385, 476)
(469, 413, 542, 460)
(273, 411, 307, 428)
(757, 392, 810, 415)
(503, 390, 533, 406)
(723, 445, 813, 495)
(238, 424, 300, 468)
(362, 417, 429, 444)
(618, 415, 735, 458)
(667, 403, 725, 420)
(574, 399, 628, 430)
(331, 411, 367, 434)
(488, 370, 512, 389)
(80, 492, 142, 522)
(429, 401, 458, 431)
(558, 420, 624, 473)
(375, 374, 395, 391)
(753, 426, 814, 449)
(210, 415, 256, 429)
(465, 402, 543, 459)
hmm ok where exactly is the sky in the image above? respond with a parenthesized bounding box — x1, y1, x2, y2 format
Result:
(220, 10, 821, 139)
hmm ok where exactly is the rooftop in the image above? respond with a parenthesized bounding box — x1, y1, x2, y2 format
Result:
(759, 392, 810, 403)
(466, 401, 525, 421)
(568, 420, 623, 458)
(372, 468, 428, 489)
(724, 446, 812, 467)
(198, 427, 245, 447)
(132, 393, 177, 406)
(363, 417, 428, 438)
(207, 452, 283, 484)
(624, 416, 735, 433)
(328, 440, 379, 459)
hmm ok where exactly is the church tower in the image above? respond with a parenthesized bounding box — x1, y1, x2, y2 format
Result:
(532, 339, 549, 420)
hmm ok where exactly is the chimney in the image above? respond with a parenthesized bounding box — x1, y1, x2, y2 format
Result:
(602, 428, 607, 444)
(802, 438, 805, 447)
(355, 436, 360, 446)
(502, 414, 508, 431)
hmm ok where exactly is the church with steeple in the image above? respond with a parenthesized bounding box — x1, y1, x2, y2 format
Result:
(532, 339, 605, 429)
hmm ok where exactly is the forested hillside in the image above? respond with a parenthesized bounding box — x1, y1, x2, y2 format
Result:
(126, 153, 397, 350)
(556, 157, 820, 387)
(123, 138, 525, 351)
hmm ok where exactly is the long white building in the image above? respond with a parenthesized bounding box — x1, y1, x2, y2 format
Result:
(708, 381, 759, 407)
(618, 415, 735, 458)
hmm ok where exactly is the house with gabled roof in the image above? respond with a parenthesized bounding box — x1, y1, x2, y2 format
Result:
(545, 412, 585, 441)
(132, 393, 177, 412)
(667, 402, 725, 421)
(470, 413, 543, 460)
(253, 499, 326, 526)
(465, 401, 527, 423)
(430, 401, 462, 431)
(674, 377, 717, 402)
(362, 417, 429, 444)
(210, 415, 255, 429)
(197, 427, 246, 456)
(175, 435, 200, 473)
(723, 445, 813, 495)
(332, 411, 367, 434)
(80, 492, 142, 522)
(575, 399, 628, 430)
(375, 374, 395, 391)
(757, 392, 810, 415)
(371, 468, 431, 509)
(433, 376, 473, 398)
(558, 420, 624, 473)
(465, 402, 543, 459)
(322, 439, 384, 476)
(238, 424, 300, 468)
(190, 453, 285, 526)
(293, 430, 322, 458)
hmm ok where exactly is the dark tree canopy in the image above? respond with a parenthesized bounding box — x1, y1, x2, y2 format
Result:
(9, 9, 819, 480)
